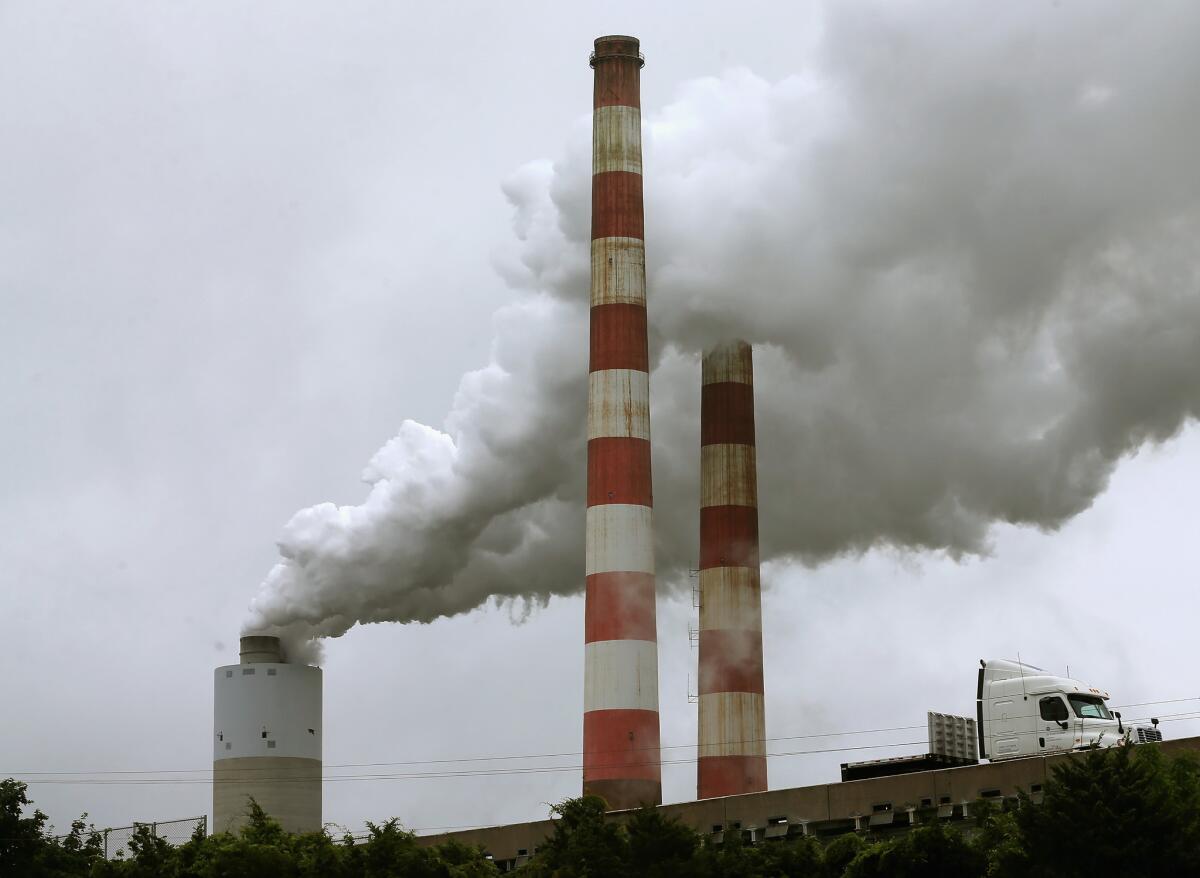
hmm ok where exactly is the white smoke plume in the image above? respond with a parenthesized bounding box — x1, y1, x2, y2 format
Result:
(246, 2, 1200, 655)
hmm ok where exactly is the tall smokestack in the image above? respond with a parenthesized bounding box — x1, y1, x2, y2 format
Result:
(583, 34, 661, 810)
(697, 341, 767, 799)
(213, 635, 322, 833)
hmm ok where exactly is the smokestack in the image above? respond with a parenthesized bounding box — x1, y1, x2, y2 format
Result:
(583, 34, 661, 810)
(213, 635, 322, 834)
(697, 341, 767, 799)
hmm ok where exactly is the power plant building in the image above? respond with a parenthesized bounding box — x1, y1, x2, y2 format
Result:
(213, 635, 322, 834)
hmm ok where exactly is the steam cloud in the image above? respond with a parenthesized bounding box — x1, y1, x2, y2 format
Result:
(246, 2, 1200, 654)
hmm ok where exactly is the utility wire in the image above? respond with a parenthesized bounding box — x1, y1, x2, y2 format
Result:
(15, 741, 930, 786)
(7, 697, 1198, 785)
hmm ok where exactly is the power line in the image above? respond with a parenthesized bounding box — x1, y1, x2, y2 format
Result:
(6, 696, 1198, 785)
(2, 722, 938, 778)
(15, 741, 930, 786)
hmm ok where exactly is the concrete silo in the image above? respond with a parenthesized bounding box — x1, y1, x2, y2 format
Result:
(213, 635, 322, 834)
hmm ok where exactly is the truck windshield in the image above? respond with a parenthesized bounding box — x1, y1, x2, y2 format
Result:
(1068, 694, 1112, 720)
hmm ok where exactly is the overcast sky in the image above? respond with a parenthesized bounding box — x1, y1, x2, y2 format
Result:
(3, 0, 1198, 837)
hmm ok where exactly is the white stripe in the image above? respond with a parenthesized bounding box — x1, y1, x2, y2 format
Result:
(587, 369, 650, 440)
(698, 692, 766, 758)
(591, 237, 646, 307)
(701, 444, 758, 508)
(584, 639, 659, 712)
(586, 504, 655, 575)
(701, 341, 754, 385)
(698, 567, 762, 632)
(593, 105, 642, 175)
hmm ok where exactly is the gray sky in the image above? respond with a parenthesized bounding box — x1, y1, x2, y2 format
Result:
(2, 0, 1198, 836)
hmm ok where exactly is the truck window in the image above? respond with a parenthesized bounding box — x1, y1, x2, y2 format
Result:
(1068, 694, 1112, 720)
(1039, 697, 1069, 722)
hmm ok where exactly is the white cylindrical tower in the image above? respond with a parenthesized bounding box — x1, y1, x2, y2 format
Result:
(213, 635, 322, 834)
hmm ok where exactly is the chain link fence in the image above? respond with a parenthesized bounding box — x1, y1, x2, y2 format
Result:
(58, 815, 207, 860)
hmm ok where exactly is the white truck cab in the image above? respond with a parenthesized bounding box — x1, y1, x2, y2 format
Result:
(976, 659, 1162, 761)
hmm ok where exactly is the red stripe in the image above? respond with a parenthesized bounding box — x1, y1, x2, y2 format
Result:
(585, 572, 657, 642)
(699, 506, 759, 569)
(591, 172, 644, 240)
(584, 778, 661, 811)
(592, 41, 641, 109)
(697, 755, 767, 799)
(701, 382, 756, 447)
(583, 709, 661, 782)
(698, 629, 764, 694)
(587, 438, 652, 507)
(589, 303, 649, 372)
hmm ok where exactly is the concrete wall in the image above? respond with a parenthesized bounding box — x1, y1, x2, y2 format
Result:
(416, 736, 1200, 862)
(212, 756, 321, 835)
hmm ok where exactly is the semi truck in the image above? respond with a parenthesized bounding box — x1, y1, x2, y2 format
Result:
(976, 658, 1162, 760)
(842, 658, 1163, 781)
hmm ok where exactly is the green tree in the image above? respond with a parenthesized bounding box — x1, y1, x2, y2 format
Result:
(119, 824, 176, 878)
(1, 778, 50, 874)
(843, 822, 982, 878)
(624, 805, 699, 878)
(689, 827, 774, 878)
(820, 831, 864, 877)
(766, 833, 824, 877)
(995, 743, 1200, 878)
(435, 838, 501, 877)
(521, 795, 629, 877)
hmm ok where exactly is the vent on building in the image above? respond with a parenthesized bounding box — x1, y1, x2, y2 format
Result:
(226, 670, 233, 678)
(225, 743, 231, 750)
(764, 817, 788, 839)
(267, 740, 276, 749)
(242, 668, 255, 675)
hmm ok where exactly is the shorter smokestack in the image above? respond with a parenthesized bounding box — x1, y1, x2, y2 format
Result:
(239, 635, 283, 664)
(213, 635, 322, 834)
(696, 341, 767, 800)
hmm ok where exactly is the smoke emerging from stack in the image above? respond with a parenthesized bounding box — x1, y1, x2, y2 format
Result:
(245, 3, 1200, 651)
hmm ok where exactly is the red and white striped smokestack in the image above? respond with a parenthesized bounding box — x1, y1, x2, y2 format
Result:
(697, 341, 767, 800)
(583, 34, 661, 811)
